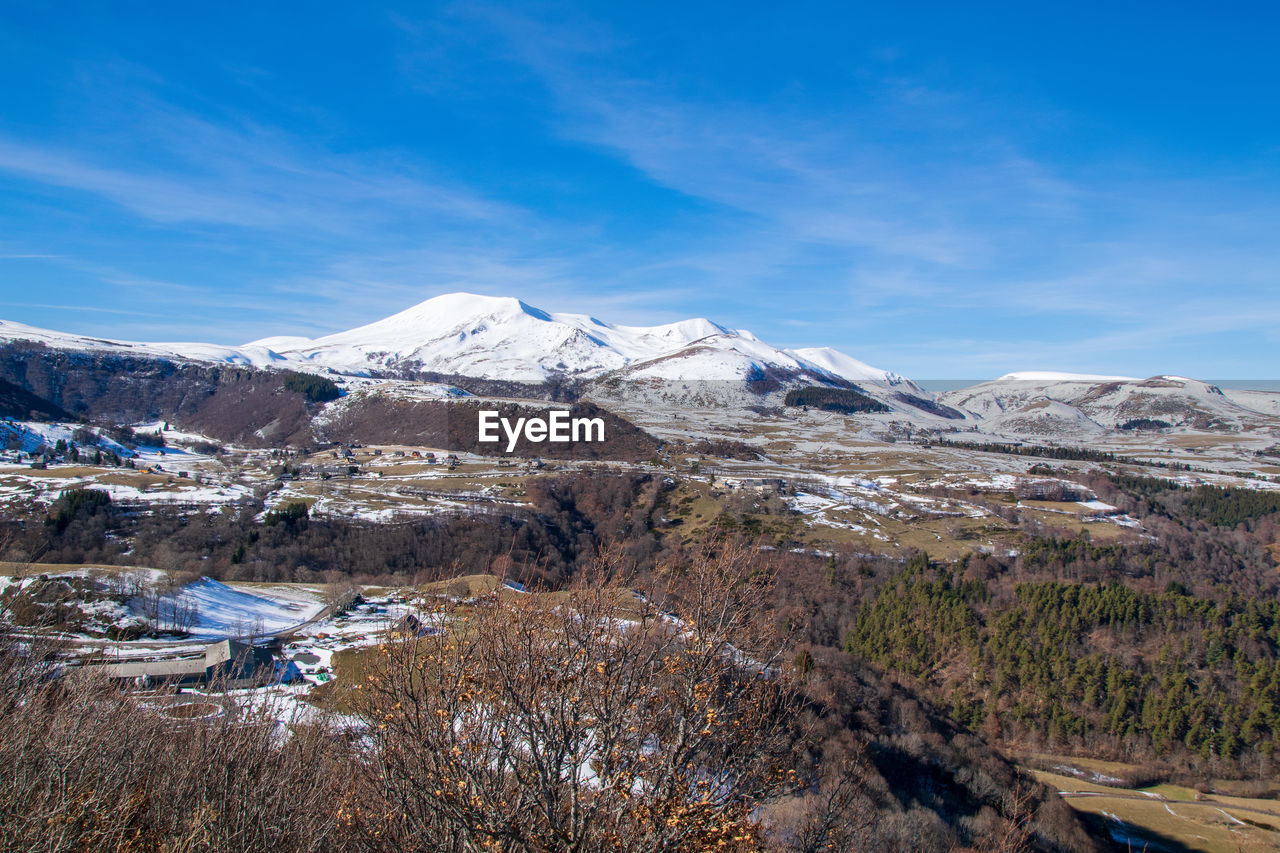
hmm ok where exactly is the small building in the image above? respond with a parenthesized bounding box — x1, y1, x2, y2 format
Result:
(743, 477, 786, 494)
(389, 614, 435, 638)
(711, 476, 785, 495)
(86, 640, 289, 689)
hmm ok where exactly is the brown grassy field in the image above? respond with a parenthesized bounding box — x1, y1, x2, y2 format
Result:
(0, 560, 148, 577)
(1022, 756, 1280, 853)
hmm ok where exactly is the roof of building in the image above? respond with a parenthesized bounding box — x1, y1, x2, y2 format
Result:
(86, 639, 275, 682)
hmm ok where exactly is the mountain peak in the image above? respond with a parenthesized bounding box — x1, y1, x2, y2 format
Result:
(4, 292, 910, 388)
(374, 292, 541, 325)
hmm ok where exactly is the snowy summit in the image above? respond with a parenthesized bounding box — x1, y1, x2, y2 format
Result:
(2, 292, 903, 386)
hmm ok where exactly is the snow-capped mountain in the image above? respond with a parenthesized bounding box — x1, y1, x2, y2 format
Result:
(246, 292, 910, 385)
(941, 374, 1278, 434)
(1, 292, 904, 387)
(249, 293, 730, 380)
(4, 295, 1279, 439)
(0, 318, 291, 368)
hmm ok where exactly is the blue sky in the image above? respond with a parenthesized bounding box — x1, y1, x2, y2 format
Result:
(0, 2, 1277, 378)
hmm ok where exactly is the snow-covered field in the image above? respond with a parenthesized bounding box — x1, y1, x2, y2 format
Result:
(172, 578, 326, 640)
(0, 417, 261, 511)
(0, 462, 256, 509)
(1, 569, 326, 647)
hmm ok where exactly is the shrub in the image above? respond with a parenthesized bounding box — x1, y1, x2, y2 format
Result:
(1118, 418, 1172, 431)
(263, 501, 310, 528)
(784, 386, 889, 415)
(46, 488, 112, 534)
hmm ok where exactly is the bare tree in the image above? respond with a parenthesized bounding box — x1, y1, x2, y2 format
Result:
(0, 640, 357, 852)
(158, 595, 198, 634)
(323, 575, 360, 613)
(766, 734, 878, 852)
(357, 545, 801, 851)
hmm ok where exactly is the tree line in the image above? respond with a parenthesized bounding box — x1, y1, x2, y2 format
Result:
(844, 554, 1280, 775)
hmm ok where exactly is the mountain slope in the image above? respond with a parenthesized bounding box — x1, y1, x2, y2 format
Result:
(1, 293, 906, 390)
(0, 319, 290, 369)
(14, 295, 1274, 439)
(247, 292, 906, 386)
(0, 377, 71, 421)
(942, 374, 1279, 433)
(785, 347, 906, 385)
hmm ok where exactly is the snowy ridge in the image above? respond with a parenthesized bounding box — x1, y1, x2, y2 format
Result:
(785, 347, 904, 385)
(2, 292, 903, 387)
(942, 373, 1280, 432)
(0, 319, 291, 369)
(997, 371, 1141, 382)
(245, 292, 884, 383)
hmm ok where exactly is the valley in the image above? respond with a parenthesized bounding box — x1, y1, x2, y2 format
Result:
(3, 294, 1280, 852)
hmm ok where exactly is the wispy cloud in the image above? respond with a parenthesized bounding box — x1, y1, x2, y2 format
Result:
(0, 302, 169, 318)
(0, 87, 518, 236)
(447, 6, 1280, 373)
(459, 7, 1068, 270)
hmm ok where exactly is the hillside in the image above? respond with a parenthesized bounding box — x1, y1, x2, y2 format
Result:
(942, 374, 1279, 434)
(2, 292, 902, 388)
(6, 295, 1279, 444)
